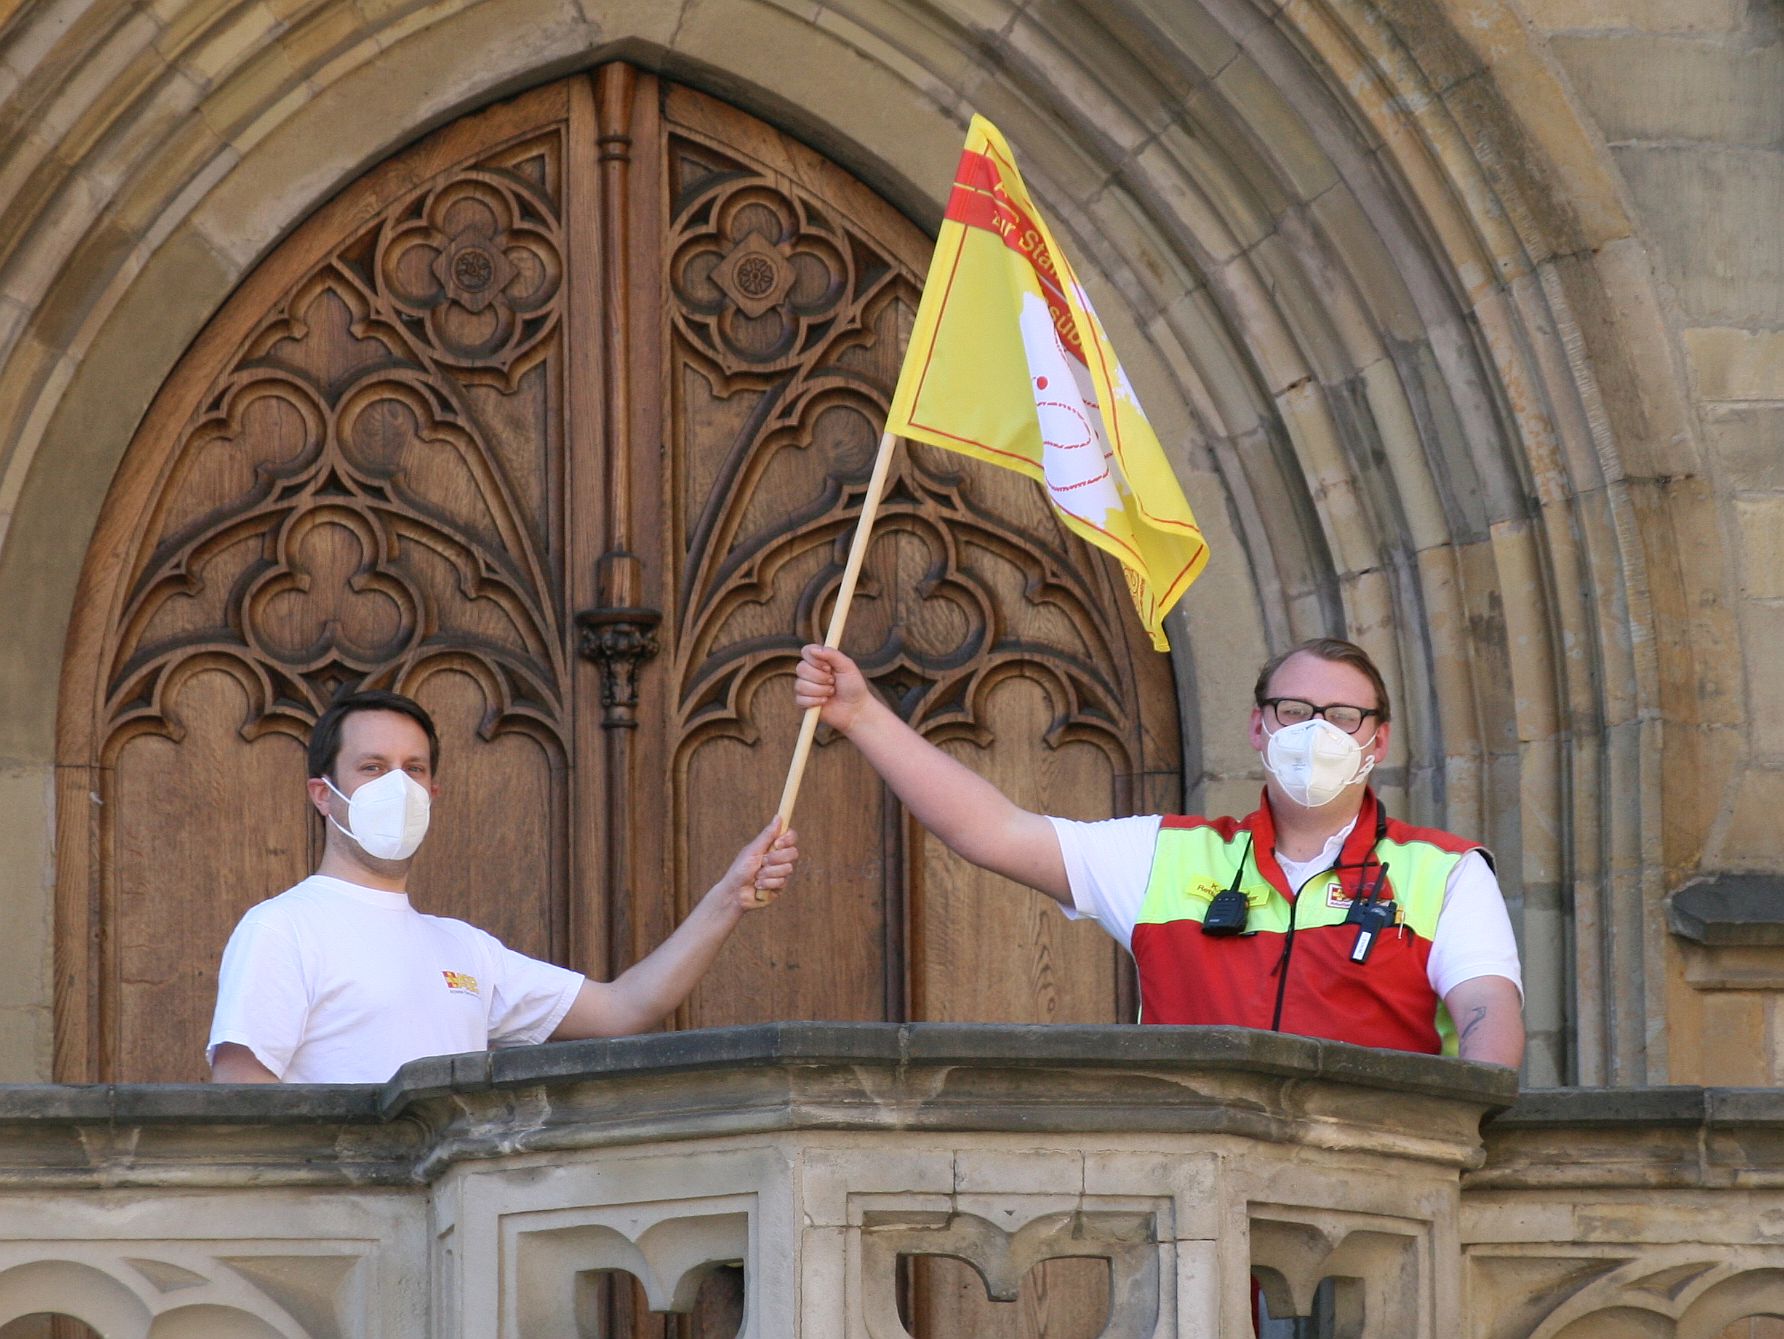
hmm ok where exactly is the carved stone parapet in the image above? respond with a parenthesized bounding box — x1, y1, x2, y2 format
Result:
(4, 1028, 1780, 1337)
(576, 605, 662, 726)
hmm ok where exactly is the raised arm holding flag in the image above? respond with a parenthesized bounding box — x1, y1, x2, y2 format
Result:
(775, 114, 1207, 828)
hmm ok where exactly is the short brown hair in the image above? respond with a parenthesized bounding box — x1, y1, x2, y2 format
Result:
(1253, 638, 1392, 723)
(307, 690, 440, 780)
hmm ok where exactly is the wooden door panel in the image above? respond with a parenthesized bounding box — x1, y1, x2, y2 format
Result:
(917, 1257, 1112, 1339)
(109, 670, 309, 1082)
(657, 87, 925, 1031)
(917, 685, 1123, 1025)
(682, 682, 896, 1026)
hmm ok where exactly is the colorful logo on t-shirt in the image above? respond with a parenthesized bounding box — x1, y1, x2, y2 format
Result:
(442, 970, 480, 997)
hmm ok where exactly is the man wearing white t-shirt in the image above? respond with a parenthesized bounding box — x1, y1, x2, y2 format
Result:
(794, 638, 1523, 1067)
(209, 690, 799, 1083)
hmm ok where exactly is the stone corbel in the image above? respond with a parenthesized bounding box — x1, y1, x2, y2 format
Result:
(1667, 875, 1784, 989)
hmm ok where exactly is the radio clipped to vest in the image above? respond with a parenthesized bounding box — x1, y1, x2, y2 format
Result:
(1200, 834, 1254, 937)
(1344, 860, 1395, 963)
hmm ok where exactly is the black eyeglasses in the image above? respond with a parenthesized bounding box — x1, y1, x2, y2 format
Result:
(1261, 697, 1380, 736)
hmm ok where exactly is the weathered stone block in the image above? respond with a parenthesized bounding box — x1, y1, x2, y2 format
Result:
(802, 1144, 954, 1226)
(1670, 875, 1784, 948)
(1741, 601, 1784, 759)
(1252, 230, 1368, 387)
(1129, 127, 1251, 267)
(1155, 288, 1268, 438)
(0, 766, 50, 1014)
(1519, 0, 1743, 32)
(809, 1, 979, 110)
(954, 1146, 1082, 1222)
(1661, 724, 1739, 879)
(188, 0, 595, 269)
(1210, 49, 1338, 205)
(1617, 147, 1784, 326)
(0, 1005, 49, 1084)
(1706, 404, 1784, 490)
(1697, 990, 1770, 1085)
(1115, 0, 1239, 80)
(29, 8, 160, 148)
(162, 1, 284, 83)
(1735, 497, 1784, 600)
(1310, 186, 1425, 346)
(1554, 35, 1784, 147)
(1687, 326, 1784, 403)
(1492, 518, 1562, 744)
(1004, 4, 1182, 150)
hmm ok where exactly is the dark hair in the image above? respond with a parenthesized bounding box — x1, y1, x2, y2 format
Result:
(307, 690, 440, 780)
(1253, 638, 1392, 724)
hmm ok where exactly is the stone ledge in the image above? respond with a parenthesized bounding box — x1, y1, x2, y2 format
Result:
(1474, 1085, 1784, 1190)
(391, 1022, 1518, 1113)
(1668, 874, 1784, 946)
(1490, 1085, 1784, 1128)
(0, 1024, 1518, 1187)
(0, 1081, 383, 1124)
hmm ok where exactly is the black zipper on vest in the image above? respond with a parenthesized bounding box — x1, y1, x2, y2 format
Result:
(1268, 802, 1391, 1034)
(1268, 875, 1311, 1032)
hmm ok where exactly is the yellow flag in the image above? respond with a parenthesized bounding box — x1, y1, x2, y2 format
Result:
(887, 116, 1208, 651)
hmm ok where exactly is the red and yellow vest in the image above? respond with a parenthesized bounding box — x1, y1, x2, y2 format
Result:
(1130, 790, 1484, 1055)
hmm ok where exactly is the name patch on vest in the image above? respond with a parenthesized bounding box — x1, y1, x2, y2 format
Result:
(1188, 877, 1271, 907)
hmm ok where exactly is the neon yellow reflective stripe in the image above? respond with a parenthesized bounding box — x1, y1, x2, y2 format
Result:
(1141, 827, 1465, 935)
(1286, 837, 1461, 934)
(1138, 826, 1295, 932)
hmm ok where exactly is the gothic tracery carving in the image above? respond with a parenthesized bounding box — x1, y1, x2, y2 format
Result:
(661, 137, 1140, 778)
(104, 137, 571, 754)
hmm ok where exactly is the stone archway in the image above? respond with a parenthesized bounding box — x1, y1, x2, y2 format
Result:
(0, 0, 1727, 1090)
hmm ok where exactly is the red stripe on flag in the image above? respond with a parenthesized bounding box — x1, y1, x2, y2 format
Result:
(943, 149, 1088, 368)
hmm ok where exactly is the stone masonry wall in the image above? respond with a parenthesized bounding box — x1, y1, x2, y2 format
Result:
(1527, 0, 1784, 1084)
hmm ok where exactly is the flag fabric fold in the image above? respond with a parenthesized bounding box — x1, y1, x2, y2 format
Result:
(886, 115, 1208, 651)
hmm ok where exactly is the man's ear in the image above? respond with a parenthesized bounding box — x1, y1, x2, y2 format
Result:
(1371, 720, 1392, 762)
(305, 777, 334, 817)
(1248, 705, 1267, 752)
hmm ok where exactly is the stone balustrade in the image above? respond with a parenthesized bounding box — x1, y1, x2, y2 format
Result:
(0, 1025, 1772, 1337)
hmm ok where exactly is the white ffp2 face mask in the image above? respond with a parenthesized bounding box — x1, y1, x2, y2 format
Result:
(323, 769, 431, 861)
(1262, 718, 1376, 808)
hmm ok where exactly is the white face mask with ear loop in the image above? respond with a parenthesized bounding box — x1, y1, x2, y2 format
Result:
(322, 768, 432, 861)
(1261, 718, 1378, 808)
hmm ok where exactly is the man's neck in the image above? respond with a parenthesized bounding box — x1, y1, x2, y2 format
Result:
(1267, 786, 1366, 863)
(316, 843, 410, 893)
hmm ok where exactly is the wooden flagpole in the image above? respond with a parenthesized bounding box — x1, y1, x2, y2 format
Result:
(775, 427, 900, 830)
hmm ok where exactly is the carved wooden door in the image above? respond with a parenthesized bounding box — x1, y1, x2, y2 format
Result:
(57, 66, 1180, 1336)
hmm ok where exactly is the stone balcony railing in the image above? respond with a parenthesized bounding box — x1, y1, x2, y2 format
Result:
(0, 1024, 1774, 1337)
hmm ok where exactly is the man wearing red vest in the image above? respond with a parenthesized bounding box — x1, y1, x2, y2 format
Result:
(793, 637, 1523, 1066)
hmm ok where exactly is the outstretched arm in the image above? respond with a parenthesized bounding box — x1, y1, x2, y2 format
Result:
(551, 818, 799, 1039)
(794, 645, 1070, 905)
(1444, 974, 1525, 1069)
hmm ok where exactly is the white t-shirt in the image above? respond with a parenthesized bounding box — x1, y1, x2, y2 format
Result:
(208, 875, 585, 1083)
(1048, 813, 1523, 1001)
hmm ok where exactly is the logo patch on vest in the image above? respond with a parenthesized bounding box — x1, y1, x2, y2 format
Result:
(442, 970, 480, 997)
(1323, 880, 1354, 909)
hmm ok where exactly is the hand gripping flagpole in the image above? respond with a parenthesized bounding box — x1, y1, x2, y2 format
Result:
(775, 427, 900, 830)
